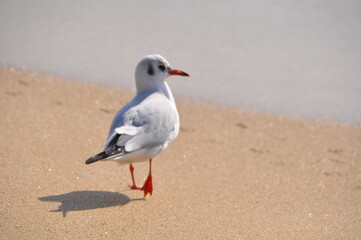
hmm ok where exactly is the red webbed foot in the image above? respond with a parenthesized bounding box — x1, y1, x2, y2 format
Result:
(141, 174, 153, 197)
(129, 184, 141, 190)
(128, 159, 153, 197)
(129, 164, 141, 190)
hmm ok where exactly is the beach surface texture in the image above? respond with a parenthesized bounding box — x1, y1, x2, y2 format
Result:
(1, 68, 360, 239)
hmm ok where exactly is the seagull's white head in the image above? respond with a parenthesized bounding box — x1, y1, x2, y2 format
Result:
(135, 54, 189, 93)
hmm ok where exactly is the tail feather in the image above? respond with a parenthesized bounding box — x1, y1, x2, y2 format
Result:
(85, 151, 108, 164)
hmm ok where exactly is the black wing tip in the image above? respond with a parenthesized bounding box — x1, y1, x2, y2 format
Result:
(85, 151, 107, 164)
(85, 158, 97, 164)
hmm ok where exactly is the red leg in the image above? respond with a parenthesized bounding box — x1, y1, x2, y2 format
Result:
(129, 164, 141, 189)
(141, 159, 153, 197)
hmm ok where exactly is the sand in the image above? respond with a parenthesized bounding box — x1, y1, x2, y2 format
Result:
(0, 67, 360, 239)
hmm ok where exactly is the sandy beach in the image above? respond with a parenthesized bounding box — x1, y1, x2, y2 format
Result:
(1, 67, 360, 239)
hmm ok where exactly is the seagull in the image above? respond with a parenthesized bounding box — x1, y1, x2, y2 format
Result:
(85, 54, 189, 197)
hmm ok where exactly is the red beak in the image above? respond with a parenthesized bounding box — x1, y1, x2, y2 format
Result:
(168, 69, 190, 77)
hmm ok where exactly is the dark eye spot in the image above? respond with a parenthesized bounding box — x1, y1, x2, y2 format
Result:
(158, 65, 165, 71)
(147, 64, 154, 75)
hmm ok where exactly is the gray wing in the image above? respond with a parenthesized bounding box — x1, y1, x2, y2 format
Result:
(105, 92, 178, 154)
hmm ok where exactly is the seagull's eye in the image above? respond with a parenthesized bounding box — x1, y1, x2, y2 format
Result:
(158, 65, 165, 71)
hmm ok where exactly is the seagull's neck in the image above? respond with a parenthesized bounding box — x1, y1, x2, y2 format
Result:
(136, 79, 175, 104)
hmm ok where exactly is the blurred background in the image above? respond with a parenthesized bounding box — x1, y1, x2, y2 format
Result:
(1, 0, 360, 124)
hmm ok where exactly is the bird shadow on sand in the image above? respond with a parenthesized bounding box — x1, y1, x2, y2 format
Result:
(39, 190, 143, 217)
